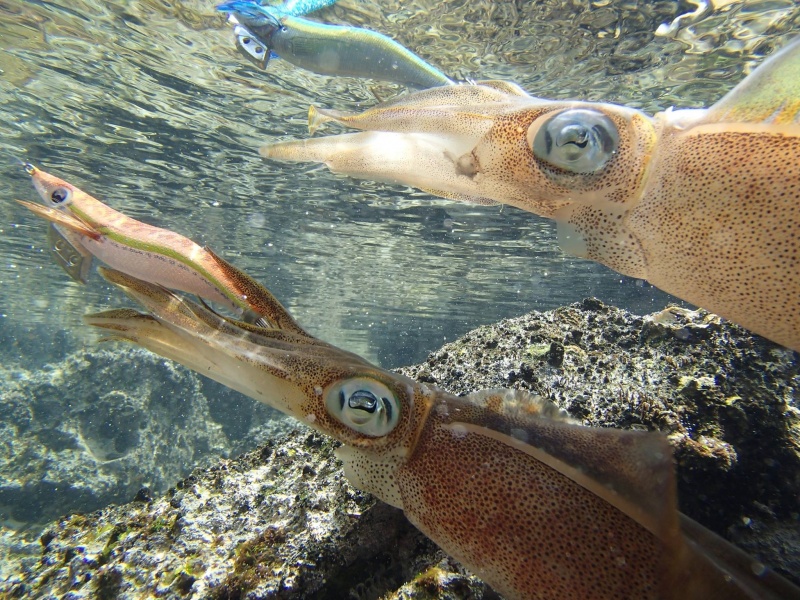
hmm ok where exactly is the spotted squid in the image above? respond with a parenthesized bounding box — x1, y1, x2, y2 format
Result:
(261, 37, 800, 352)
(59, 243, 796, 599)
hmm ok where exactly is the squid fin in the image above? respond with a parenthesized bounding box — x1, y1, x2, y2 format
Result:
(459, 389, 678, 542)
(702, 37, 800, 125)
(473, 80, 531, 97)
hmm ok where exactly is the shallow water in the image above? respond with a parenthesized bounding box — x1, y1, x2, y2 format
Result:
(2, 0, 797, 368)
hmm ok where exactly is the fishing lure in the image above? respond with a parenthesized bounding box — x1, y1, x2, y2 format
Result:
(218, 0, 453, 88)
(16, 163, 304, 331)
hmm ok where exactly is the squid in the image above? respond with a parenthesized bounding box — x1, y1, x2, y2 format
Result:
(68, 248, 797, 599)
(261, 37, 800, 352)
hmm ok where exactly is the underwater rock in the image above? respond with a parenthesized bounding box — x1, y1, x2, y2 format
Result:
(0, 430, 493, 599)
(0, 347, 290, 530)
(0, 300, 797, 597)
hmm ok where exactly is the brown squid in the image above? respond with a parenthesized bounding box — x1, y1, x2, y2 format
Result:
(261, 38, 800, 352)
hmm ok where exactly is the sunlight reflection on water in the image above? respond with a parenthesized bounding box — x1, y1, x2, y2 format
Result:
(1, 0, 798, 367)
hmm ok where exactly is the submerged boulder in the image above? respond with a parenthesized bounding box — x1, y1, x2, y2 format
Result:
(0, 347, 289, 529)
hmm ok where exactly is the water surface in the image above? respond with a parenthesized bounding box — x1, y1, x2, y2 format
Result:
(1, 0, 798, 368)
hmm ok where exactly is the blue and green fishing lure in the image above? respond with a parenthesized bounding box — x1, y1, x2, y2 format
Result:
(217, 0, 453, 88)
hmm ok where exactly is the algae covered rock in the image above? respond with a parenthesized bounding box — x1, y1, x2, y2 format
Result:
(0, 347, 289, 529)
(0, 430, 493, 599)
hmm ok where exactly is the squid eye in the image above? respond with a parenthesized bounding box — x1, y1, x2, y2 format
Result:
(50, 187, 72, 204)
(325, 377, 400, 437)
(530, 109, 619, 173)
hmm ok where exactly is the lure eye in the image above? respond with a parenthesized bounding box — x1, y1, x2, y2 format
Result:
(530, 109, 619, 173)
(325, 377, 400, 437)
(50, 187, 72, 205)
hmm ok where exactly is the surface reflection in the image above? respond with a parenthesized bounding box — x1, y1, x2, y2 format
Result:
(1, 0, 798, 367)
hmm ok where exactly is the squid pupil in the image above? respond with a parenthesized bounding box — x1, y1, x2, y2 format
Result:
(572, 131, 588, 148)
(558, 125, 589, 149)
(566, 136, 588, 148)
(348, 390, 378, 413)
